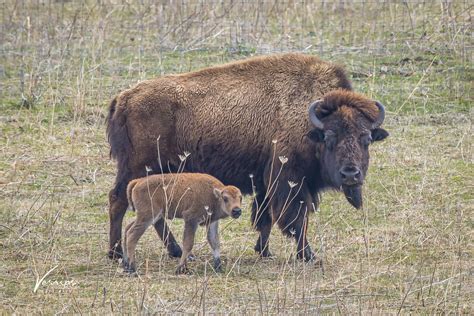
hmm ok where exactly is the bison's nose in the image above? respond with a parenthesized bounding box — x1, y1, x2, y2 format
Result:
(231, 208, 242, 219)
(340, 166, 361, 185)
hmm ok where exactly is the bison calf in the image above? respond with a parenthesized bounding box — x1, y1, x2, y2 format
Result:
(122, 173, 242, 274)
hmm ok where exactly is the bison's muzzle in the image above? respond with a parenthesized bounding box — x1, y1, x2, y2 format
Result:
(231, 208, 242, 219)
(342, 185, 363, 209)
(340, 166, 362, 186)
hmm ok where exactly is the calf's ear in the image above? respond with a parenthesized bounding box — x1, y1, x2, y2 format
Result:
(213, 188, 223, 199)
(371, 128, 389, 142)
(307, 129, 325, 143)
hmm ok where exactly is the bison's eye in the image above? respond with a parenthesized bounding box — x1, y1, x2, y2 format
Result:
(360, 134, 372, 148)
(324, 131, 336, 150)
(223, 196, 229, 203)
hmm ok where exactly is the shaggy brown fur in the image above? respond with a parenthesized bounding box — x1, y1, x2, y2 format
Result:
(106, 53, 389, 262)
(315, 89, 380, 122)
(122, 173, 242, 274)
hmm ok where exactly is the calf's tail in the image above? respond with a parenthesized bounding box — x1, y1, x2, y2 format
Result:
(127, 179, 139, 212)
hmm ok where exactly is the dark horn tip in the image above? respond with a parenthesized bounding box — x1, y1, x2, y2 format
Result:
(373, 101, 386, 128)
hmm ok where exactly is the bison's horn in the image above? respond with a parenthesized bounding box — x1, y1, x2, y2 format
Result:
(372, 101, 385, 128)
(308, 100, 325, 129)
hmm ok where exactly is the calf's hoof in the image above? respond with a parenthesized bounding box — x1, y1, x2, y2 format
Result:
(124, 270, 138, 277)
(175, 264, 189, 275)
(123, 266, 137, 276)
(168, 243, 183, 258)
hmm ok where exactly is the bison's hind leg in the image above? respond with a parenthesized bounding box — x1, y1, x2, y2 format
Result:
(108, 183, 129, 260)
(153, 217, 182, 258)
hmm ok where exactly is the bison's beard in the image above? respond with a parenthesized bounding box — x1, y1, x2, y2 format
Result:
(342, 185, 363, 209)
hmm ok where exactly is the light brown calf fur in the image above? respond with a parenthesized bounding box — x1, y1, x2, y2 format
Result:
(123, 173, 242, 274)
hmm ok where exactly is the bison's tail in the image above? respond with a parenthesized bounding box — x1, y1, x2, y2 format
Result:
(106, 94, 133, 197)
(126, 179, 139, 212)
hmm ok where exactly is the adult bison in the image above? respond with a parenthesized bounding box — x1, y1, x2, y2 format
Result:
(106, 53, 389, 262)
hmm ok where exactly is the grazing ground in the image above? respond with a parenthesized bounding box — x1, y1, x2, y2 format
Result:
(0, 1, 472, 314)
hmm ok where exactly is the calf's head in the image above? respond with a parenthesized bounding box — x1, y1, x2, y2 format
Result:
(307, 90, 389, 209)
(213, 186, 243, 218)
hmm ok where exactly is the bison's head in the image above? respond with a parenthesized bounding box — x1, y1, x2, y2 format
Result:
(214, 185, 243, 219)
(307, 90, 389, 209)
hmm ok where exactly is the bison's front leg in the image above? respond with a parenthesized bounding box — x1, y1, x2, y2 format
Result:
(293, 210, 317, 262)
(273, 181, 321, 264)
(251, 193, 273, 258)
(108, 187, 129, 259)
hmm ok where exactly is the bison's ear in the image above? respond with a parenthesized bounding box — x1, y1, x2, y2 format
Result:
(213, 188, 223, 199)
(307, 129, 325, 143)
(371, 128, 389, 142)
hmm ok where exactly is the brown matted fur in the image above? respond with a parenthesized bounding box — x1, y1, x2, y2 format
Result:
(106, 53, 389, 262)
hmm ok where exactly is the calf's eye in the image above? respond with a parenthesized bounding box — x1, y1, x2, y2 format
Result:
(223, 196, 229, 203)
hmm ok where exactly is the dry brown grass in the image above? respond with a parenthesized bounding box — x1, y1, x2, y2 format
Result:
(1, 1, 472, 314)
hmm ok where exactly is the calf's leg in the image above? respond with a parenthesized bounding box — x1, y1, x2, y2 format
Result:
(122, 221, 135, 269)
(207, 221, 222, 272)
(124, 220, 152, 273)
(176, 221, 198, 274)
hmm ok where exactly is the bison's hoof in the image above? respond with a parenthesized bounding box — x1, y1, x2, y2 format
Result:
(254, 244, 273, 258)
(213, 258, 222, 272)
(168, 243, 183, 258)
(187, 253, 196, 261)
(108, 247, 123, 260)
(297, 248, 319, 263)
(259, 250, 273, 258)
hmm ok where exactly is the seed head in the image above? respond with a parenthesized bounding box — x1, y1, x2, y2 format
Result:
(279, 156, 288, 164)
(288, 181, 297, 188)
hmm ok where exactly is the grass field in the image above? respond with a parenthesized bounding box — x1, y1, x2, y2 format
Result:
(1, 1, 472, 314)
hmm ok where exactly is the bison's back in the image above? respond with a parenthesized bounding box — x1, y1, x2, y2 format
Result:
(109, 53, 352, 192)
